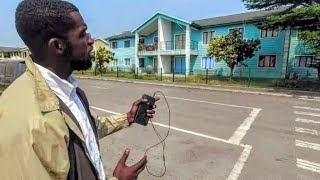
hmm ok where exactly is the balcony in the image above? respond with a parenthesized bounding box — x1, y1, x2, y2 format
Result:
(137, 40, 198, 56)
(138, 43, 158, 56)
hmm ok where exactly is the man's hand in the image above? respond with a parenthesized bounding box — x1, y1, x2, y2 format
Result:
(127, 96, 160, 124)
(113, 149, 147, 180)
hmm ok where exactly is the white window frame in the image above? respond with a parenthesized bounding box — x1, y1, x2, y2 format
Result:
(294, 55, 314, 68)
(124, 40, 131, 48)
(111, 41, 118, 49)
(139, 38, 145, 44)
(124, 58, 131, 66)
(202, 31, 215, 45)
(201, 56, 215, 69)
(260, 27, 279, 38)
(139, 58, 145, 68)
(174, 33, 186, 50)
(258, 55, 277, 68)
(153, 36, 158, 44)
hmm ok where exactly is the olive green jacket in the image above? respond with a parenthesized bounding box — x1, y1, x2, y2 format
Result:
(0, 59, 129, 180)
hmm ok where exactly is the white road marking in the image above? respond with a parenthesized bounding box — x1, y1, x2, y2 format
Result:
(300, 96, 320, 99)
(296, 140, 320, 151)
(90, 106, 256, 180)
(297, 159, 320, 174)
(228, 108, 262, 145)
(150, 121, 232, 145)
(295, 118, 320, 125)
(166, 96, 256, 109)
(293, 106, 320, 111)
(294, 111, 320, 117)
(91, 86, 110, 90)
(90, 106, 235, 146)
(90, 106, 121, 115)
(227, 145, 252, 180)
(295, 127, 318, 136)
(299, 98, 320, 102)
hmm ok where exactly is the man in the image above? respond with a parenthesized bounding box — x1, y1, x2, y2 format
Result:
(0, 0, 158, 180)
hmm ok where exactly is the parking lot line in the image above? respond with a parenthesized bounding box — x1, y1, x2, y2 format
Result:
(296, 140, 320, 151)
(228, 108, 261, 145)
(297, 159, 320, 174)
(227, 145, 252, 180)
(166, 96, 256, 109)
(295, 127, 319, 136)
(293, 106, 320, 111)
(294, 111, 320, 117)
(90, 106, 253, 180)
(295, 118, 320, 124)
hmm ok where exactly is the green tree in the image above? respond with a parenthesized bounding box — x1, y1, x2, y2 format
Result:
(243, 0, 320, 78)
(207, 30, 261, 77)
(95, 47, 115, 75)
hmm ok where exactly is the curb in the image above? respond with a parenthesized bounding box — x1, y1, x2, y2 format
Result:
(75, 76, 320, 99)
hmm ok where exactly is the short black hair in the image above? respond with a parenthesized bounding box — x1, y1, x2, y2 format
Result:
(15, 0, 79, 53)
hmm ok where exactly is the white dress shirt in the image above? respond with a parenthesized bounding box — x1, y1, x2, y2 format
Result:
(35, 64, 106, 180)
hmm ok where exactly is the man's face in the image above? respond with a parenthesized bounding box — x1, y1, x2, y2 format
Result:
(64, 12, 94, 71)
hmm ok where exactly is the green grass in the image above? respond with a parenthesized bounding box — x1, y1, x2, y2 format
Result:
(73, 70, 276, 89)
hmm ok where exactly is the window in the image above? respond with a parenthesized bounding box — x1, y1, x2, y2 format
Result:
(203, 31, 215, 44)
(139, 58, 145, 68)
(175, 34, 186, 49)
(153, 36, 158, 44)
(4, 53, 10, 58)
(112, 41, 117, 49)
(113, 59, 118, 66)
(125, 58, 130, 66)
(295, 56, 314, 67)
(139, 38, 145, 44)
(201, 57, 215, 69)
(261, 28, 279, 38)
(124, 40, 130, 48)
(258, 55, 276, 67)
(229, 28, 244, 38)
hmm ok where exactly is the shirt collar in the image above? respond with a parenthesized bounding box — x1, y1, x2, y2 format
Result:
(34, 63, 78, 99)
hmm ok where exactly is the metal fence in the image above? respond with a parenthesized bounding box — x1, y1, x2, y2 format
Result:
(84, 66, 256, 87)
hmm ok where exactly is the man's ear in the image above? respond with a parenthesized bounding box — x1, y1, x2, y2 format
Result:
(48, 38, 66, 55)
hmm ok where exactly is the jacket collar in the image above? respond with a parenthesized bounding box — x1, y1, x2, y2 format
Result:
(25, 58, 60, 112)
(34, 63, 78, 101)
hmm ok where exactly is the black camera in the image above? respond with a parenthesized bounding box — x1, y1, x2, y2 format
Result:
(134, 94, 156, 126)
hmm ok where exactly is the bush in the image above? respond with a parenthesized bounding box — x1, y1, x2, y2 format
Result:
(272, 79, 320, 91)
(131, 64, 136, 73)
(272, 79, 298, 88)
(145, 65, 154, 75)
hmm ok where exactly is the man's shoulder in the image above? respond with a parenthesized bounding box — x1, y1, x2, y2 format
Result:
(1, 72, 35, 99)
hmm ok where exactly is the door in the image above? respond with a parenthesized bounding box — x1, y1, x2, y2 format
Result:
(153, 57, 158, 73)
(175, 34, 186, 50)
(174, 57, 186, 74)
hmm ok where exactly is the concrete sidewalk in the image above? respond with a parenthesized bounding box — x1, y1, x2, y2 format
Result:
(75, 75, 320, 99)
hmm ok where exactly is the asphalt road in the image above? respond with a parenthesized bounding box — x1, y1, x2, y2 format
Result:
(77, 78, 320, 180)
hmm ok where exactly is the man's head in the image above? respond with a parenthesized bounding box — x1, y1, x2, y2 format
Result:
(15, 0, 94, 71)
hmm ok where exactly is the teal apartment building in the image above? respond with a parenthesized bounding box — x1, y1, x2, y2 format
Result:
(105, 8, 318, 79)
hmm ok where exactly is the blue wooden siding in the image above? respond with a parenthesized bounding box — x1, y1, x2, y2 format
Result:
(171, 23, 186, 42)
(190, 23, 287, 78)
(111, 38, 135, 49)
(111, 38, 135, 69)
(288, 30, 318, 78)
(108, 13, 318, 79)
(144, 57, 154, 67)
(145, 31, 158, 44)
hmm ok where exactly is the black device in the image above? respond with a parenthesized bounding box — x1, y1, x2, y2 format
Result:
(135, 94, 156, 126)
